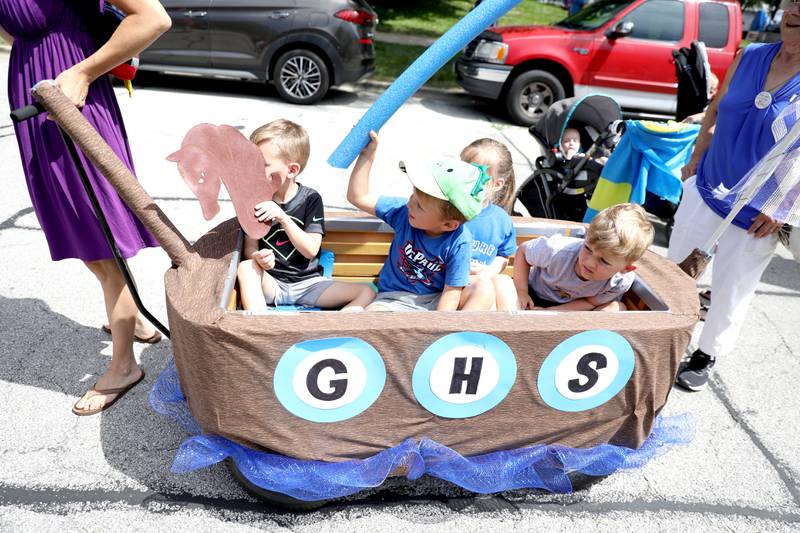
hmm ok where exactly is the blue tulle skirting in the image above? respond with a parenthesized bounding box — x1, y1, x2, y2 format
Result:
(150, 359, 694, 501)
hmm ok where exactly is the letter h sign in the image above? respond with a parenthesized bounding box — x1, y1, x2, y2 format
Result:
(449, 357, 483, 395)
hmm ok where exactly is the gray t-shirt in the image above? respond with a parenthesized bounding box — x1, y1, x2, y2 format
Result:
(524, 235, 634, 304)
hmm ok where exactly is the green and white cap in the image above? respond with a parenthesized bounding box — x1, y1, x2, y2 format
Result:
(399, 158, 490, 221)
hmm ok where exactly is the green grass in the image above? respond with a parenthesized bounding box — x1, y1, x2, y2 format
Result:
(373, 41, 457, 87)
(371, 1, 567, 88)
(372, 0, 566, 37)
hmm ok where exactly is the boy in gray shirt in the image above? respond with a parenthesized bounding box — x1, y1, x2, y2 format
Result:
(511, 203, 654, 311)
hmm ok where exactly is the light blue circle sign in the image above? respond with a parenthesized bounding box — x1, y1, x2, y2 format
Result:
(537, 330, 635, 412)
(412, 332, 516, 419)
(273, 337, 386, 423)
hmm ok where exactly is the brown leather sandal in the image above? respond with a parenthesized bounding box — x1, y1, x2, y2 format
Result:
(72, 370, 146, 416)
(101, 324, 162, 344)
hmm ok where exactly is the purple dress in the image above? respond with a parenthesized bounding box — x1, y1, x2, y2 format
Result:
(1, 0, 158, 261)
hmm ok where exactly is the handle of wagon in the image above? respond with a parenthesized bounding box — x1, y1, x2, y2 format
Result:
(23, 80, 194, 267)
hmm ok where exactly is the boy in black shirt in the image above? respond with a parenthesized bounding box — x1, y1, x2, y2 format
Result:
(237, 120, 375, 311)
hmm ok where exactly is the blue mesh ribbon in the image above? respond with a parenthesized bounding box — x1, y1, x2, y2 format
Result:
(151, 359, 694, 501)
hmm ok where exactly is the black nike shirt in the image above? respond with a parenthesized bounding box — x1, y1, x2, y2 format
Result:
(258, 184, 325, 282)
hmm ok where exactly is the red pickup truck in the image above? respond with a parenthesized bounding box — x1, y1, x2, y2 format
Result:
(456, 0, 742, 125)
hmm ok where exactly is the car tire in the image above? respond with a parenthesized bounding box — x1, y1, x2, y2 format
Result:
(273, 49, 331, 105)
(505, 69, 565, 126)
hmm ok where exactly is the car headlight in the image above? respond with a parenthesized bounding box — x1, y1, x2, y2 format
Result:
(472, 40, 508, 64)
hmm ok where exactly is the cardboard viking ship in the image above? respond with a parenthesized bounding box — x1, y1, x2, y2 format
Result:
(29, 81, 699, 503)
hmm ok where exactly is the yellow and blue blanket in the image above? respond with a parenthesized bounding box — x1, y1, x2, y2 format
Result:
(583, 120, 700, 222)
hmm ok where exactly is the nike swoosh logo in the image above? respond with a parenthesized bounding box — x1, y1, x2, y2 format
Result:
(312, 216, 323, 222)
(275, 239, 290, 246)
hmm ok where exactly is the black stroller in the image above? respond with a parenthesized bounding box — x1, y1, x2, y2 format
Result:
(673, 40, 712, 122)
(516, 94, 624, 222)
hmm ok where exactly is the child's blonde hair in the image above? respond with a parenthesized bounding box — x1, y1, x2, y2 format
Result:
(460, 138, 516, 213)
(587, 203, 654, 264)
(249, 119, 310, 170)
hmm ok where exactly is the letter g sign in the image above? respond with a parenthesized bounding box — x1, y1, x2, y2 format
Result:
(274, 337, 386, 422)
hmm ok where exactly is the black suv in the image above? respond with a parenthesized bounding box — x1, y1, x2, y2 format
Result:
(139, 0, 377, 104)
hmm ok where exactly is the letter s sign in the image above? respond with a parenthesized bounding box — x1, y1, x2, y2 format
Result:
(273, 337, 386, 423)
(537, 330, 635, 412)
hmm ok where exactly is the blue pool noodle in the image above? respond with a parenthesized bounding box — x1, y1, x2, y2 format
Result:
(327, 0, 522, 169)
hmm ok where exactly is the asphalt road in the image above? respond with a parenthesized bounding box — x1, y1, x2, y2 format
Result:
(1, 51, 799, 532)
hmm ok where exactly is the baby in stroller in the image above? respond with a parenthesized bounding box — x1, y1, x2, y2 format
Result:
(561, 127, 609, 166)
(516, 94, 623, 222)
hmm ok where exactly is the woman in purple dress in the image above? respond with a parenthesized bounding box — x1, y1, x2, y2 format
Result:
(0, 0, 170, 415)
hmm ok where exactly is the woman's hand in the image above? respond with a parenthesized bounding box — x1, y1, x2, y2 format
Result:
(54, 0, 170, 104)
(55, 66, 93, 108)
(681, 157, 699, 181)
(748, 213, 783, 238)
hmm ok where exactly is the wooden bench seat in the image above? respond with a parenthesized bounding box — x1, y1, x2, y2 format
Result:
(231, 212, 656, 312)
(321, 214, 584, 285)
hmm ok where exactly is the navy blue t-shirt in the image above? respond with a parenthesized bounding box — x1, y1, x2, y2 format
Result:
(464, 204, 517, 266)
(375, 196, 472, 294)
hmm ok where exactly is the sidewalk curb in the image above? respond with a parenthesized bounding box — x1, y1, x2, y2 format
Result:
(374, 31, 437, 47)
(349, 78, 467, 98)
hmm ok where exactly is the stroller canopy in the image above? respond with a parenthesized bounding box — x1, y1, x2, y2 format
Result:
(531, 94, 622, 150)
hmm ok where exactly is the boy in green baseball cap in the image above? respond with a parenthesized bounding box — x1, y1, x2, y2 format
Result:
(347, 131, 495, 311)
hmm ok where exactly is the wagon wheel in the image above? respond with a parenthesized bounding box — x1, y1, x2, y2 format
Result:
(568, 471, 609, 492)
(226, 458, 331, 511)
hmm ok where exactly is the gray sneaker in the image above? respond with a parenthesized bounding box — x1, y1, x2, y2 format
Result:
(675, 349, 715, 391)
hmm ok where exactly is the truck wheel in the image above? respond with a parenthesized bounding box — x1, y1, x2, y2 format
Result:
(273, 49, 330, 105)
(505, 70, 565, 126)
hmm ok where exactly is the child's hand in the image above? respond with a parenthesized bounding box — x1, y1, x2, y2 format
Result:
(252, 248, 276, 270)
(255, 201, 287, 225)
(517, 290, 534, 310)
(469, 261, 484, 276)
(360, 130, 378, 159)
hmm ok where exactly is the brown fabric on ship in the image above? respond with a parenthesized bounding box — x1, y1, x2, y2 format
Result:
(168, 218, 699, 462)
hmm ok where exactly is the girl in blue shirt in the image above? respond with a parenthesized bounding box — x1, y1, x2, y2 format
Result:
(459, 138, 518, 310)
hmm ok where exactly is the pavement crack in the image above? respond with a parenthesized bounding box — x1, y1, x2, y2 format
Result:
(709, 375, 800, 508)
(754, 306, 794, 356)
